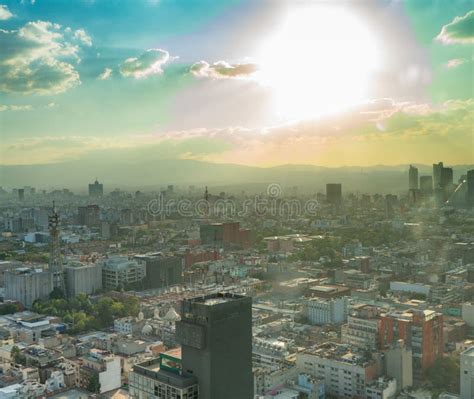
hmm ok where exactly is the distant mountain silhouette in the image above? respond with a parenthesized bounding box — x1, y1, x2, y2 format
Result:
(1, 159, 472, 194)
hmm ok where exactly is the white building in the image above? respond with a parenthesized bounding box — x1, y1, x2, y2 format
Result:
(385, 340, 413, 393)
(306, 297, 348, 325)
(114, 317, 136, 335)
(389, 282, 430, 297)
(341, 304, 380, 350)
(365, 377, 397, 399)
(81, 350, 121, 394)
(254, 363, 300, 395)
(462, 303, 474, 328)
(65, 262, 102, 297)
(296, 343, 379, 398)
(101, 256, 145, 290)
(460, 346, 474, 399)
(4, 268, 52, 308)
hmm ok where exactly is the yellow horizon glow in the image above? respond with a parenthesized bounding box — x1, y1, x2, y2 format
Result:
(256, 4, 380, 121)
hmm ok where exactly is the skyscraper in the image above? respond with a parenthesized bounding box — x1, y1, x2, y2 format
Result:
(433, 162, 443, 189)
(419, 175, 433, 195)
(441, 167, 453, 190)
(408, 165, 418, 190)
(89, 179, 104, 197)
(467, 169, 474, 207)
(326, 183, 342, 205)
(176, 293, 253, 399)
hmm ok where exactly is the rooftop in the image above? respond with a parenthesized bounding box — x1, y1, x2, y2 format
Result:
(304, 342, 372, 366)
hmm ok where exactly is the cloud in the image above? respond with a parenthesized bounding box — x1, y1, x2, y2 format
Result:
(190, 60, 258, 79)
(74, 29, 92, 47)
(0, 104, 33, 112)
(0, 21, 92, 95)
(436, 11, 474, 44)
(0, 5, 13, 20)
(119, 49, 172, 79)
(3, 99, 472, 167)
(0, 102, 58, 112)
(443, 58, 467, 69)
(98, 67, 112, 80)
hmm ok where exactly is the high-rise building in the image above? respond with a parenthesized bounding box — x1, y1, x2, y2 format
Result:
(326, 183, 342, 205)
(64, 262, 102, 297)
(101, 256, 145, 290)
(441, 167, 454, 190)
(433, 162, 443, 189)
(460, 346, 474, 399)
(134, 253, 182, 289)
(5, 268, 53, 308)
(419, 175, 433, 195)
(409, 165, 418, 190)
(380, 309, 443, 382)
(176, 293, 253, 399)
(18, 188, 24, 201)
(88, 179, 103, 197)
(77, 205, 100, 227)
(467, 169, 474, 207)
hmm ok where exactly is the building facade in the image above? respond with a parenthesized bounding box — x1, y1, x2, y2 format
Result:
(64, 262, 102, 297)
(306, 297, 348, 325)
(129, 354, 199, 399)
(460, 346, 474, 399)
(176, 293, 253, 399)
(101, 256, 145, 290)
(5, 268, 53, 308)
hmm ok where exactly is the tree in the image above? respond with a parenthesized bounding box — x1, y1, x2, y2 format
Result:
(49, 287, 65, 300)
(11, 346, 26, 365)
(87, 373, 101, 393)
(424, 356, 460, 393)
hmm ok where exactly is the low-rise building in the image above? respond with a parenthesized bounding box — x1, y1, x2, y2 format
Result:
(306, 297, 348, 325)
(129, 352, 199, 399)
(296, 342, 379, 398)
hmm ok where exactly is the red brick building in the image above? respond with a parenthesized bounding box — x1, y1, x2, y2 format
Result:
(379, 309, 443, 381)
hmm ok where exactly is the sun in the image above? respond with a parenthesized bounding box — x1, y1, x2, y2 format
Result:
(256, 4, 380, 121)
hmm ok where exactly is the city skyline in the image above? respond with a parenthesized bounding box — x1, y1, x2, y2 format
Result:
(0, 0, 473, 168)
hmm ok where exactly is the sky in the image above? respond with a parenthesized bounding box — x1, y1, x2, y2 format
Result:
(0, 0, 473, 167)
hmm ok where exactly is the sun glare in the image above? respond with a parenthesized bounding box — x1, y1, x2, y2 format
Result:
(257, 5, 380, 121)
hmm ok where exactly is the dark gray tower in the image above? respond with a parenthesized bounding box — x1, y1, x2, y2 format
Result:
(176, 293, 253, 399)
(326, 183, 342, 205)
(467, 169, 474, 207)
(409, 165, 418, 190)
(48, 202, 65, 293)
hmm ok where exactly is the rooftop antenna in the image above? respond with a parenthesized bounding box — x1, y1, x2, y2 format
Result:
(49, 201, 65, 293)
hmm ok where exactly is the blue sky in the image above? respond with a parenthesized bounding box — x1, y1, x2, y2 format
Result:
(0, 0, 473, 167)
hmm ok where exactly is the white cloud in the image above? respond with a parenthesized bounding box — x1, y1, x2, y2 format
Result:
(0, 21, 91, 95)
(74, 29, 92, 47)
(0, 104, 33, 112)
(0, 5, 13, 20)
(190, 60, 258, 79)
(443, 58, 466, 69)
(119, 49, 172, 79)
(436, 11, 474, 44)
(98, 67, 113, 80)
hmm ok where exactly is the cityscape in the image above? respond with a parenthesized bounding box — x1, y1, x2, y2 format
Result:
(0, 1, 474, 399)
